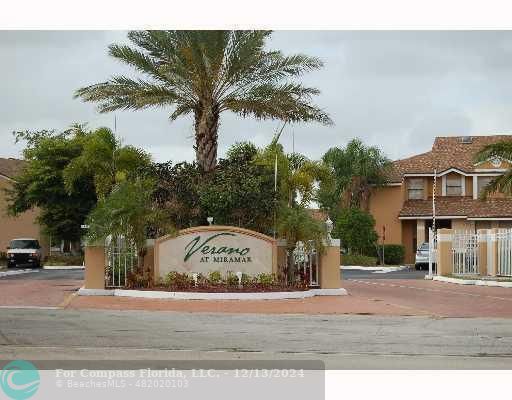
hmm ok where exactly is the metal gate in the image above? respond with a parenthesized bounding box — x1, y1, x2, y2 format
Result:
(497, 229, 512, 277)
(452, 232, 479, 275)
(105, 235, 138, 288)
(290, 241, 319, 287)
(428, 228, 438, 275)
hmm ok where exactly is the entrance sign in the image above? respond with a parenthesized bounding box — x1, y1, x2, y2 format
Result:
(155, 226, 277, 278)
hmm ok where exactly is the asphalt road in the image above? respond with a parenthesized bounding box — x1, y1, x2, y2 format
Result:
(0, 268, 84, 280)
(1, 267, 512, 369)
(341, 268, 426, 280)
(0, 266, 420, 281)
(0, 308, 511, 369)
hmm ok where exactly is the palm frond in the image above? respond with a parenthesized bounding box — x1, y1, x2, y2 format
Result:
(75, 76, 182, 112)
(223, 83, 332, 125)
(475, 141, 512, 163)
(480, 170, 512, 198)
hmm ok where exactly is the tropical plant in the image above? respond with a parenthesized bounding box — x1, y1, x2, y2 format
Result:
(63, 127, 152, 199)
(474, 140, 512, 197)
(6, 127, 97, 248)
(319, 138, 391, 213)
(75, 30, 332, 171)
(277, 206, 325, 282)
(258, 143, 330, 209)
(86, 178, 174, 265)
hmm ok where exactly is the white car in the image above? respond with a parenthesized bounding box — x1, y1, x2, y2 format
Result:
(6, 238, 43, 268)
(415, 242, 432, 271)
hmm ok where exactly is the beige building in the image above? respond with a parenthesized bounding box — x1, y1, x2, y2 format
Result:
(369, 135, 512, 264)
(0, 158, 47, 254)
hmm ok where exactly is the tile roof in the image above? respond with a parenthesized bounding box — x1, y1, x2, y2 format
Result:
(0, 158, 25, 179)
(387, 135, 512, 182)
(399, 197, 512, 218)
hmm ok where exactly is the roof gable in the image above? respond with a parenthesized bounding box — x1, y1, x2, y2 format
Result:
(387, 135, 512, 182)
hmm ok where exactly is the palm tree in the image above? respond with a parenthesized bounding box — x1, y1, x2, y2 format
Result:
(475, 140, 512, 197)
(75, 30, 332, 172)
(319, 138, 391, 212)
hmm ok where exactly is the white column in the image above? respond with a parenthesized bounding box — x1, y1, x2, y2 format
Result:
(441, 175, 446, 196)
(461, 175, 466, 196)
(416, 219, 426, 249)
(473, 176, 478, 199)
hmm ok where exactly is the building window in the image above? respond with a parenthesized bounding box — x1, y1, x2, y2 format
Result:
(408, 178, 424, 199)
(446, 175, 462, 196)
(477, 176, 494, 196)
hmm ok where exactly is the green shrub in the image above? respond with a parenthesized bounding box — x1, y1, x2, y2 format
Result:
(257, 273, 274, 286)
(126, 269, 152, 289)
(334, 208, 378, 254)
(164, 271, 194, 289)
(44, 254, 84, 266)
(241, 273, 252, 286)
(369, 244, 405, 265)
(0, 252, 6, 262)
(341, 254, 377, 266)
(207, 270, 222, 284)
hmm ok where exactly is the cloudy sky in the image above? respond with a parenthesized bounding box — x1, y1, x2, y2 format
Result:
(2, 30, 512, 163)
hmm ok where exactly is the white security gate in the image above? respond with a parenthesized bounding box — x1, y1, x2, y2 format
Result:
(428, 228, 438, 275)
(291, 241, 319, 286)
(497, 230, 512, 277)
(105, 235, 138, 288)
(452, 232, 479, 275)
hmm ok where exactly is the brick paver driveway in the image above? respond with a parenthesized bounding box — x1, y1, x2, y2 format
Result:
(0, 268, 83, 308)
(69, 269, 512, 317)
(3, 267, 512, 317)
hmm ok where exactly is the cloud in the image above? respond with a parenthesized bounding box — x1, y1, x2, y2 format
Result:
(2, 30, 512, 162)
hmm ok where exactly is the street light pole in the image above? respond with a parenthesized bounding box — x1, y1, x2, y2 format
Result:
(271, 121, 288, 239)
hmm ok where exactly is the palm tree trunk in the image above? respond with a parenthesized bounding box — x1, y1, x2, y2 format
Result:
(194, 105, 219, 172)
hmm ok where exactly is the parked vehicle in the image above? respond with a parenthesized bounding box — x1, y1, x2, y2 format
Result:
(415, 242, 432, 271)
(6, 238, 43, 268)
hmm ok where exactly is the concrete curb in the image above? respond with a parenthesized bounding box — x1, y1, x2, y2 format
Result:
(433, 275, 512, 288)
(0, 269, 39, 278)
(78, 287, 348, 300)
(43, 265, 84, 270)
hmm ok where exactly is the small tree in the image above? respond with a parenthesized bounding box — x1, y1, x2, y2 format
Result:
(63, 127, 152, 200)
(199, 141, 275, 234)
(334, 208, 378, 255)
(6, 126, 97, 250)
(86, 178, 174, 267)
(277, 206, 325, 283)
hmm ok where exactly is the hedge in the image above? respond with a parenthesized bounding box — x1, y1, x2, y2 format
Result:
(375, 244, 405, 265)
(341, 254, 377, 266)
